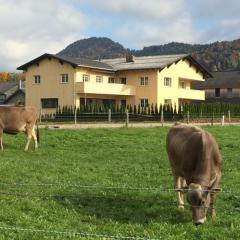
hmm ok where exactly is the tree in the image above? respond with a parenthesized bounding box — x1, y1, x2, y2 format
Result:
(0, 72, 11, 81)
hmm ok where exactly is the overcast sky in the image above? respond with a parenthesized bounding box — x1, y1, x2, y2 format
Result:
(1, 0, 239, 71)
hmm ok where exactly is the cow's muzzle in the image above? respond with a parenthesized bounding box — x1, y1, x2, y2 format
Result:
(194, 217, 206, 226)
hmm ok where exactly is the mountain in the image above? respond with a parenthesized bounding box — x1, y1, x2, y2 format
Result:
(58, 37, 128, 60)
(58, 37, 240, 71)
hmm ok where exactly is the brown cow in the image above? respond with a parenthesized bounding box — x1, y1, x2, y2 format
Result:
(166, 123, 222, 225)
(0, 106, 39, 151)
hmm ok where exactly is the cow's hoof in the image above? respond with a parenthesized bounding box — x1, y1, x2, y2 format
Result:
(178, 205, 184, 209)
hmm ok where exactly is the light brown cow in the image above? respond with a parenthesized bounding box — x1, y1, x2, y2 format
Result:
(166, 123, 222, 225)
(0, 106, 39, 151)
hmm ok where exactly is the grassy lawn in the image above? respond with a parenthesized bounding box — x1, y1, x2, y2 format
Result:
(0, 126, 239, 239)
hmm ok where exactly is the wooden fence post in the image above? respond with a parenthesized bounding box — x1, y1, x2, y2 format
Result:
(39, 108, 42, 123)
(228, 110, 231, 123)
(187, 111, 190, 124)
(108, 109, 111, 123)
(211, 112, 214, 126)
(125, 109, 129, 128)
(221, 114, 225, 126)
(74, 107, 77, 127)
(161, 108, 164, 127)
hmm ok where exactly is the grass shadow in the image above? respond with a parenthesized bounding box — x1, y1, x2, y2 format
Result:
(55, 192, 191, 224)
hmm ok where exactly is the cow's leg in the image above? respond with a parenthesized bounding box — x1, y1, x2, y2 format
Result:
(24, 127, 33, 151)
(32, 126, 38, 150)
(209, 173, 221, 218)
(0, 128, 3, 151)
(175, 176, 185, 209)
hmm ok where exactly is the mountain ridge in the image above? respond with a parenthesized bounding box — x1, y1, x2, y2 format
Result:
(58, 37, 240, 71)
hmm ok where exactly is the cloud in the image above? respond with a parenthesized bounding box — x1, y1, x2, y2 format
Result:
(87, 0, 198, 48)
(0, 0, 87, 71)
(90, 0, 184, 20)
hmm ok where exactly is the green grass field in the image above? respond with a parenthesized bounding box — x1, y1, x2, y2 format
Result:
(0, 126, 239, 239)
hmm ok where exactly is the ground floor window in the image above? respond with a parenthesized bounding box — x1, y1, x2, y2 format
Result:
(41, 98, 58, 109)
(164, 99, 172, 105)
(80, 98, 116, 107)
(120, 99, 126, 107)
(140, 98, 148, 107)
(227, 88, 233, 98)
(215, 88, 220, 97)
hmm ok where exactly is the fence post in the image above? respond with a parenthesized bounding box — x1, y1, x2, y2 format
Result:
(221, 113, 225, 126)
(74, 107, 77, 127)
(161, 108, 164, 127)
(125, 109, 129, 128)
(187, 111, 190, 124)
(108, 109, 111, 123)
(211, 112, 214, 126)
(228, 110, 231, 124)
(39, 108, 42, 123)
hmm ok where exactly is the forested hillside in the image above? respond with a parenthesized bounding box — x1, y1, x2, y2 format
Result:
(58, 37, 240, 71)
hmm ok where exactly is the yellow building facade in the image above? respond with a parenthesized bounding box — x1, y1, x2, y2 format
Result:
(18, 53, 211, 113)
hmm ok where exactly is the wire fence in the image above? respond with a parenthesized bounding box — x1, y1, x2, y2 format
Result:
(0, 181, 239, 195)
(0, 181, 239, 238)
(39, 109, 240, 127)
(0, 226, 161, 240)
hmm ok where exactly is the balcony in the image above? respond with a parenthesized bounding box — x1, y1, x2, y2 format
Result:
(178, 88, 205, 100)
(76, 82, 136, 96)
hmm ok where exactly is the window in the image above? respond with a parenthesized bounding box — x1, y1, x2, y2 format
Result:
(83, 74, 89, 82)
(41, 98, 58, 109)
(108, 77, 115, 83)
(164, 77, 172, 87)
(140, 98, 148, 107)
(179, 80, 185, 89)
(33, 75, 41, 84)
(215, 88, 220, 97)
(139, 76, 149, 86)
(227, 88, 233, 98)
(60, 74, 68, 84)
(96, 76, 103, 83)
(164, 99, 172, 105)
(0, 94, 6, 104)
(120, 78, 127, 84)
(120, 99, 126, 107)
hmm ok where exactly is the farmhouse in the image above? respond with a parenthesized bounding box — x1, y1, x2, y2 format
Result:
(17, 53, 211, 112)
(193, 71, 240, 103)
(0, 80, 25, 105)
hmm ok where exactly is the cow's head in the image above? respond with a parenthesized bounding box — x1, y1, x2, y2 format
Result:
(186, 183, 210, 225)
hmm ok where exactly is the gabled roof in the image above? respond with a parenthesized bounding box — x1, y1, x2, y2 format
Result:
(101, 54, 212, 78)
(17, 53, 115, 72)
(192, 71, 240, 89)
(17, 53, 212, 78)
(0, 80, 25, 103)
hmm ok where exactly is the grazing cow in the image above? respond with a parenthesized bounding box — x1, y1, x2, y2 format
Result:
(0, 106, 39, 151)
(166, 123, 222, 225)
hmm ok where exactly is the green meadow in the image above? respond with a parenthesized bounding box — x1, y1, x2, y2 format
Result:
(0, 126, 239, 239)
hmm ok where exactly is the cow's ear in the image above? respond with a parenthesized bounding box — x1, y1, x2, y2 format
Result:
(211, 188, 222, 193)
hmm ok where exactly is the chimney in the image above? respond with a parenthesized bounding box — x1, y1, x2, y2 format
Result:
(19, 80, 22, 89)
(126, 54, 135, 63)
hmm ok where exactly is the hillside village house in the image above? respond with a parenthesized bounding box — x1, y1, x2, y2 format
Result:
(0, 80, 25, 105)
(193, 71, 240, 103)
(17, 53, 212, 113)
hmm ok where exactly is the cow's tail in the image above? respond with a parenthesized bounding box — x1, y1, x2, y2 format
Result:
(36, 120, 40, 144)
